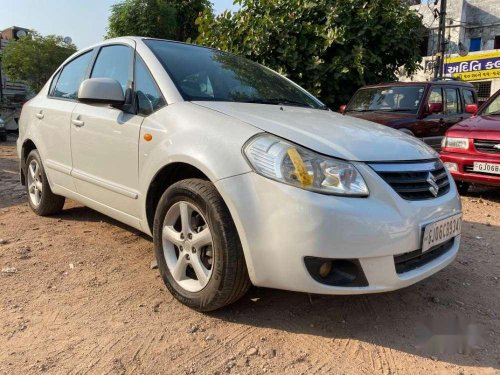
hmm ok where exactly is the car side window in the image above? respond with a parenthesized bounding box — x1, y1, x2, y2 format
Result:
(91, 45, 131, 93)
(135, 55, 166, 116)
(48, 70, 61, 96)
(52, 51, 93, 100)
(463, 89, 476, 105)
(445, 88, 460, 114)
(428, 87, 444, 114)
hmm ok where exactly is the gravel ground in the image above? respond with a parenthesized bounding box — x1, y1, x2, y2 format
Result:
(0, 136, 499, 375)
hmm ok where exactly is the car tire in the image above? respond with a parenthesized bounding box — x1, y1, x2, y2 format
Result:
(153, 178, 251, 311)
(25, 150, 65, 216)
(456, 181, 470, 195)
(0, 135, 6, 142)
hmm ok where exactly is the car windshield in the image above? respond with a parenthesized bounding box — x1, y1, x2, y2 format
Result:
(481, 94, 500, 116)
(347, 85, 425, 114)
(144, 40, 326, 109)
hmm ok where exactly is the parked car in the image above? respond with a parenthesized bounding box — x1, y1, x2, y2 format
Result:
(18, 38, 462, 311)
(0, 116, 7, 141)
(441, 89, 500, 194)
(340, 79, 478, 151)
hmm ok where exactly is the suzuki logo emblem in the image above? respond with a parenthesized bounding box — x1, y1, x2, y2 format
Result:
(427, 172, 439, 197)
(494, 144, 500, 150)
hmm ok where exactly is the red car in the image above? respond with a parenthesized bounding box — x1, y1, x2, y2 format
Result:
(440, 89, 500, 194)
(341, 79, 478, 151)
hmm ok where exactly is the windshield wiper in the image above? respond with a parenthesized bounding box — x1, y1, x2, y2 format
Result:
(242, 98, 312, 108)
(374, 108, 413, 112)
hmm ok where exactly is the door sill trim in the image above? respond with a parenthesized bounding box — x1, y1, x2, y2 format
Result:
(71, 169, 139, 199)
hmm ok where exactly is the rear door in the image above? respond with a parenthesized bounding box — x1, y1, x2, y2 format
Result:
(35, 50, 94, 190)
(442, 87, 464, 130)
(70, 43, 144, 218)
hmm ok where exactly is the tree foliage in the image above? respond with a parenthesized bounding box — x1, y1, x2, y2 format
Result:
(107, 0, 212, 42)
(196, 0, 423, 108)
(1, 32, 77, 93)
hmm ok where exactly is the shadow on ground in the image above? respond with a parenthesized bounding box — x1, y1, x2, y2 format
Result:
(49, 201, 500, 370)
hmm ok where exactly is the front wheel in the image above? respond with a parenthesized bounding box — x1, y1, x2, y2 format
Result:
(153, 179, 250, 311)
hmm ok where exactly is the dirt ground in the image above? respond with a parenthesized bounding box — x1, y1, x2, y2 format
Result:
(0, 136, 499, 375)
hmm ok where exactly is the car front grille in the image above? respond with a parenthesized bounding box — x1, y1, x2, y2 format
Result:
(474, 139, 500, 154)
(394, 238, 455, 274)
(370, 160, 450, 200)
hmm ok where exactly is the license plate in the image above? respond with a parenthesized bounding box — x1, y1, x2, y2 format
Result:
(422, 214, 462, 253)
(473, 162, 500, 175)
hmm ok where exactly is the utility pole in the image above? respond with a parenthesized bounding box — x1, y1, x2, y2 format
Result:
(434, 0, 447, 78)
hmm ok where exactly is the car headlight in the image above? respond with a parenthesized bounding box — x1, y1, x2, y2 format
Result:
(442, 137, 469, 149)
(243, 134, 369, 196)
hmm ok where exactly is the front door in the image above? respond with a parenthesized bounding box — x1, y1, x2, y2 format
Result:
(70, 44, 143, 218)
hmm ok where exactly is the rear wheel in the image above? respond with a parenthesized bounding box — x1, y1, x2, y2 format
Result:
(25, 150, 65, 216)
(456, 181, 470, 195)
(153, 179, 250, 311)
(0, 135, 6, 142)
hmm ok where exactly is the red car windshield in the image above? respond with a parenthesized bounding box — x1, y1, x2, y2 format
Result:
(347, 86, 425, 114)
(481, 94, 500, 116)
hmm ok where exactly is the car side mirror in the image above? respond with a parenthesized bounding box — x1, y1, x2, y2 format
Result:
(427, 102, 443, 114)
(78, 78, 125, 105)
(339, 104, 347, 114)
(465, 103, 478, 114)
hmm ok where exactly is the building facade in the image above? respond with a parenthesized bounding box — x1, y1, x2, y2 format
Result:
(400, 0, 500, 102)
(0, 26, 30, 104)
(0, 26, 30, 131)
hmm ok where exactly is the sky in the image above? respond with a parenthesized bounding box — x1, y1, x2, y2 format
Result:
(0, 0, 238, 48)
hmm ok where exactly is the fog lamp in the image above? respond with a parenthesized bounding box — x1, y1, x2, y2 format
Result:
(444, 162, 458, 172)
(319, 261, 332, 278)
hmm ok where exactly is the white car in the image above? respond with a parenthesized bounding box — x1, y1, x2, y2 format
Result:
(17, 37, 462, 311)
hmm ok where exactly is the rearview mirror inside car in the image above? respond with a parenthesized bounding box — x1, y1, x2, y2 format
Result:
(78, 78, 125, 105)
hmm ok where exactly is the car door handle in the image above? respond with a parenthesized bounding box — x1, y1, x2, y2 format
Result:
(72, 119, 85, 127)
(36, 111, 44, 119)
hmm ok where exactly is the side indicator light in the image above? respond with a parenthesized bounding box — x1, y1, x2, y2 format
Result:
(144, 133, 153, 142)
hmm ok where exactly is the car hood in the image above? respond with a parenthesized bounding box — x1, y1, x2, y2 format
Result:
(193, 102, 437, 162)
(447, 115, 500, 140)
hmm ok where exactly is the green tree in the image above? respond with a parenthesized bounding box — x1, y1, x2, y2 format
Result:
(196, 0, 424, 108)
(106, 0, 212, 42)
(1, 32, 77, 93)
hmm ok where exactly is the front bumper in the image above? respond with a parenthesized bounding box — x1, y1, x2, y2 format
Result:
(441, 151, 500, 187)
(216, 162, 462, 295)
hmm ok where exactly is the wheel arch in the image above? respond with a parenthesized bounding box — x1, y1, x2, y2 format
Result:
(145, 162, 211, 234)
(20, 139, 38, 186)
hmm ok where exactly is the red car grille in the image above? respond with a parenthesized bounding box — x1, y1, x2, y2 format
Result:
(474, 139, 500, 154)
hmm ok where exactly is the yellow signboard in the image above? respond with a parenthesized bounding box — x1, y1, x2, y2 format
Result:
(444, 51, 500, 81)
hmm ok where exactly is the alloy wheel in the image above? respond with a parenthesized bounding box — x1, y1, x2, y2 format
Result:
(162, 201, 214, 292)
(27, 159, 43, 207)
